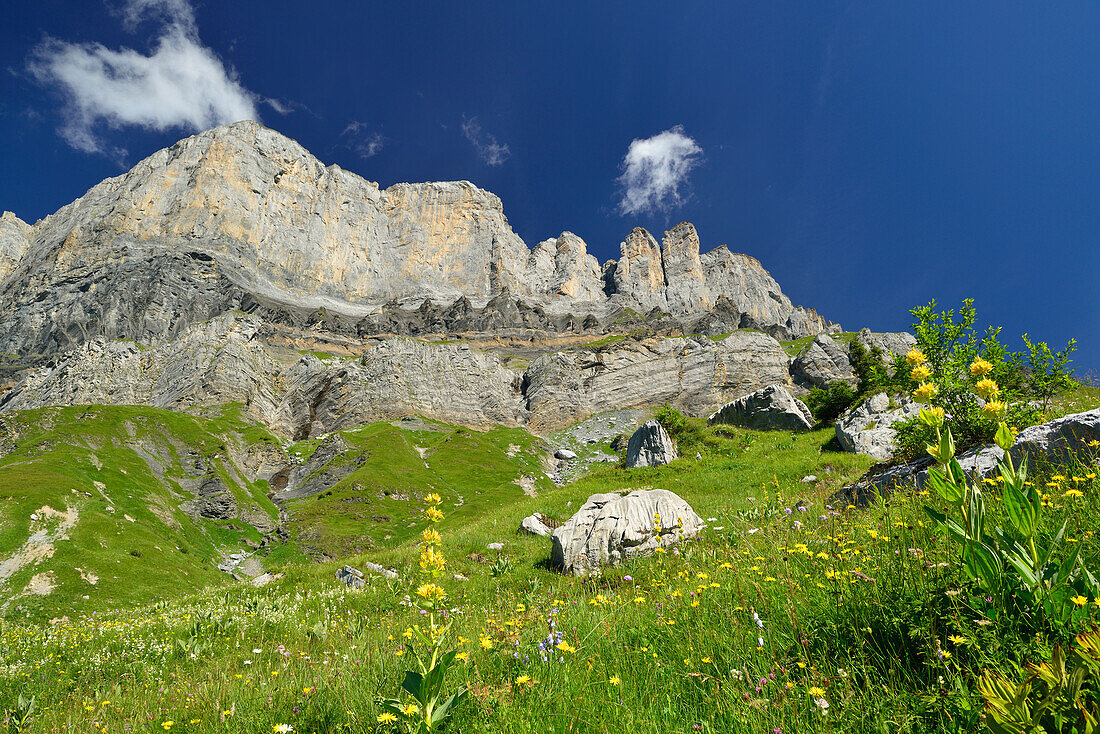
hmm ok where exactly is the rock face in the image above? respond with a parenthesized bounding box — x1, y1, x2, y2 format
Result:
(1, 308, 808, 438)
(551, 489, 702, 576)
(790, 333, 856, 389)
(624, 420, 678, 468)
(834, 392, 921, 461)
(524, 331, 793, 430)
(708, 385, 814, 431)
(0, 212, 30, 283)
(0, 121, 826, 360)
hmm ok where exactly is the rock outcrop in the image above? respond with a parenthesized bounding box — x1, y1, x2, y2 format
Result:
(830, 409, 1100, 509)
(624, 420, 678, 468)
(708, 384, 814, 431)
(551, 489, 702, 576)
(0, 122, 826, 361)
(855, 329, 917, 361)
(524, 331, 793, 430)
(835, 392, 921, 461)
(1009, 409, 1100, 469)
(790, 333, 856, 389)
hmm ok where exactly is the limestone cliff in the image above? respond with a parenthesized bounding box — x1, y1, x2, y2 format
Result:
(0, 212, 30, 283)
(0, 121, 827, 359)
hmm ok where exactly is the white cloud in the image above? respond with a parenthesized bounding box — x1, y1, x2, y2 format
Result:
(27, 0, 259, 154)
(341, 120, 385, 159)
(617, 125, 703, 216)
(462, 116, 510, 167)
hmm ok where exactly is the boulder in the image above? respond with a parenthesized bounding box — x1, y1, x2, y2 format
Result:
(855, 329, 917, 361)
(551, 489, 703, 576)
(555, 449, 578, 460)
(625, 420, 678, 468)
(707, 384, 813, 431)
(834, 392, 921, 461)
(1009, 408, 1100, 469)
(830, 444, 1006, 508)
(336, 565, 365, 590)
(519, 513, 554, 537)
(790, 334, 856, 389)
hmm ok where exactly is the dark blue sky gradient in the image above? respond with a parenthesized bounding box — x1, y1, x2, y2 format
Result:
(1, 1, 1097, 370)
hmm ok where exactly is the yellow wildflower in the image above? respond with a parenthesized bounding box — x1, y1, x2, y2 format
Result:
(420, 528, 442, 545)
(400, 704, 419, 716)
(556, 641, 576, 654)
(515, 675, 531, 685)
(609, 676, 621, 685)
(808, 686, 826, 697)
(415, 583, 446, 602)
(969, 358, 993, 376)
(423, 493, 442, 505)
(910, 363, 933, 382)
(1066, 489, 1085, 499)
(425, 506, 444, 522)
(905, 348, 927, 366)
(913, 382, 938, 402)
(377, 713, 397, 723)
(974, 378, 999, 400)
(1072, 595, 1089, 607)
(982, 400, 1006, 418)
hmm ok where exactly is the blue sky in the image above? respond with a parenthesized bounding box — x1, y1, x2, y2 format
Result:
(1, 1, 1097, 371)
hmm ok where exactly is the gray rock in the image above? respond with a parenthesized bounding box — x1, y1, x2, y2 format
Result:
(487, 542, 504, 551)
(336, 565, 366, 589)
(708, 384, 814, 432)
(855, 329, 917, 361)
(834, 392, 921, 461)
(551, 489, 703, 576)
(362, 562, 398, 579)
(801, 475, 817, 483)
(525, 332, 794, 431)
(830, 444, 1004, 508)
(624, 420, 678, 468)
(519, 513, 554, 537)
(1009, 408, 1100, 469)
(554, 449, 578, 460)
(791, 333, 856, 389)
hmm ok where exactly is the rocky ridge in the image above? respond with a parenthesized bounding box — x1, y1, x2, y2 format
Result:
(0, 121, 825, 361)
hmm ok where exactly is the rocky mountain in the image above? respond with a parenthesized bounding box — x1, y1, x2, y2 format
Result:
(0, 121, 825, 360)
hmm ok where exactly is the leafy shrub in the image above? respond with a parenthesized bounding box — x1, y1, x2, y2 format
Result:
(891, 300, 1071, 462)
(805, 381, 857, 425)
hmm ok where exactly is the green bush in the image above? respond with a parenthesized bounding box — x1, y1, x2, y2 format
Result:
(890, 300, 1070, 462)
(805, 381, 857, 425)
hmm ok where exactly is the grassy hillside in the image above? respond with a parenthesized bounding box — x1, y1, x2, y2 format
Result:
(0, 405, 283, 620)
(280, 419, 553, 558)
(0, 393, 1096, 732)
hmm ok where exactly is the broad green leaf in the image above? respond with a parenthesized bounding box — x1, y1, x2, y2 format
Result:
(964, 539, 1002, 589)
(401, 670, 426, 704)
(924, 506, 968, 544)
(995, 421, 1014, 451)
(1002, 548, 1040, 589)
(1002, 482, 1037, 541)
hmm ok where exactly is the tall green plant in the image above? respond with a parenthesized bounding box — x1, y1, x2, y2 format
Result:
(376, 493, 468, 732)
(921, 398, 1098, 627)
